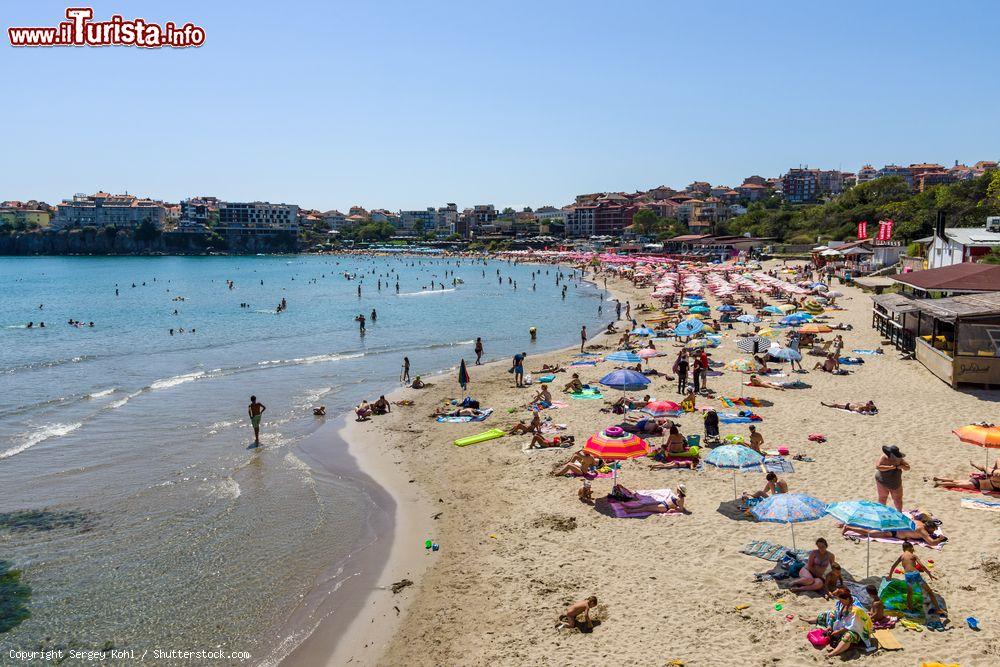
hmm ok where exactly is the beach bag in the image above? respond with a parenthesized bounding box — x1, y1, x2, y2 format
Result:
(807, 629, 829, 648)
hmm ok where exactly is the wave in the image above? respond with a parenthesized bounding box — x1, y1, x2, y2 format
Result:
(1, 354, 97, 375)
(149, 370, 207, 391)
(88, 388, 117, 399)
(0, 422, 82, 460)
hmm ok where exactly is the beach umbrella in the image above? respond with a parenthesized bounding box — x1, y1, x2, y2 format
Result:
(736, 336, 771, 354)
(826, 500, 915, 577)
(584, 427, 649, 484)
(803, 302, 824, 315)
(736, 314, 761, 324)
(606, 350, 642, 364)
(750, 493, 828, 550)
(686, 338, 712, 350)
(689, 305, 710, 314)
(599, 369, 650, 392)
(779, 314, 811, 325)
(797, 323, 832, 334)
(726, 358, 758, 374)
(458, 359, 470, 390)
(674, 318, 705, 337)
(631, 326, 656, 336)
(756, 327, 780, 339)
(642, 400, 682, 417)
(705, 445, 764, 499)
(763, 306, 784, 315)
(717, 304, 738, 313)
(637, 348, 659, 360)
(769, 346, 802, 362)
(778, 304, 797, 313)
(953, 423, 1000, 468)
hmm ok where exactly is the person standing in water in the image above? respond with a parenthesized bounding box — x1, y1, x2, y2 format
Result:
(580, 325, 588, 352)
(475, 337, 484, 365)
(248, 395, 266, 448)
(371, 308, 377, 322)
(401, 356, 410, 383)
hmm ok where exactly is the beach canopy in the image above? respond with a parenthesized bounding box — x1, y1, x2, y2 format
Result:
(797, 323, 833, 334)
(674, 318, 705, 337)
(642, 400, 681, 417)
(705, 445, 764, 499)
(606, 350, 642, 364)
(953, 423, 1000, 467)
(637, 348, 659, 359)
(736, 336, 771, 354)
(689, 305, 710, 314)
(750, 493, 827, 550)
(584, 427, 649, 461)
(631, 326, 656, 336)
(736, 314, 761, 324)
(826, 500, 915, 576)
(599, 369, 650, 391)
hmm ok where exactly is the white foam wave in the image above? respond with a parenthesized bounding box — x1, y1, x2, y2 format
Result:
(149, 370, 206, 391)
(398, 287, 456, 296)
(88, 388, 117, 399)
(211, 476, 242, 500)
(108, 390, 142, 409)
(0, 422, 82, 460)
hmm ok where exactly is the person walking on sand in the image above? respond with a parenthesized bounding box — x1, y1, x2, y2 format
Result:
(875, 445, 909, 511)
(888, 542, 941, 614)
(475, 337, 484, 365)
(248, 395, 266, 448)
(401, 356, 410, 384)
(580, 325, 588, 352)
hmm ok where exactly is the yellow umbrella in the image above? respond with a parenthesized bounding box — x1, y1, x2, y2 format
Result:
(757, 328, 780, 339)
(797, 323, 832, 334)
(778, 304, 797, 313)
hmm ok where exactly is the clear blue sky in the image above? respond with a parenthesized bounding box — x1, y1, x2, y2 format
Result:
(4, 0, 999, 211)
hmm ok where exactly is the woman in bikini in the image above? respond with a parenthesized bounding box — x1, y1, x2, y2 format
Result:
(933, 461, 1000, 493)
(821, 400, 877, 415)
(791, 538, 836, 592)
(875, 445, 909, 510)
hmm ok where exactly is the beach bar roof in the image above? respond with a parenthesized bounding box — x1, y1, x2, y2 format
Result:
(909, 291, 1000, 322)
(892, 263, 1000, 294)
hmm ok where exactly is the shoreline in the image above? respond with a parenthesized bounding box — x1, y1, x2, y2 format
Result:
(284, 262, 614, 666)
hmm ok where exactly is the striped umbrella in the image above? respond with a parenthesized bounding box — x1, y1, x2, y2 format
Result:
(736, 314, 761, 324)
(631, 327, 656, 336)
(674, 318, 705, 337)
(642, 400, 681, 417)
(736, 336, 771, 354)
(750, 493, 827, 550)
(606, 350, 642, 364)
(705, 445, 764, 499)
(953, 423, 1000, 468)
(585, 427, 649, 483)
(826, 500, 915, 577)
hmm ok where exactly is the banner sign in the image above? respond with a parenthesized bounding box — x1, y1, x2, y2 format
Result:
(876, 219, 894, 241)
(857, 221, 867, 239)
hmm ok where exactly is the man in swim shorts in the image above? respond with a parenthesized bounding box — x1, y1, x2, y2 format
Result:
(248, 395, 266, 448)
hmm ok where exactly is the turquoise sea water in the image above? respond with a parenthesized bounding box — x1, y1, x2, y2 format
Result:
(0, 255, 604, 664)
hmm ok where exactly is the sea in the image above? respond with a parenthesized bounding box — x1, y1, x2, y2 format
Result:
(0, 255, 607, 665)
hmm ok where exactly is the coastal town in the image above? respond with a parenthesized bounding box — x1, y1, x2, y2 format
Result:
(3, 159, 999, 258)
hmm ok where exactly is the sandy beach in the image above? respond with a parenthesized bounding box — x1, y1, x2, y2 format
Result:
(328, 261, 999, 667)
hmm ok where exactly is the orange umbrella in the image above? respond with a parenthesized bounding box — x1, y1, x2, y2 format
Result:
(953, 423, 1000, 467)
(797, 323, 832, 334)
(585, 427, 649, 483)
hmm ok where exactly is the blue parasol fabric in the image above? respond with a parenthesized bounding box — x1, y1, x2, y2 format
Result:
(736, 314, 761, 324)
(763, 306, 784, 315)
(673, 318, 705, 337)
(826, 500, 915, 576)
(606, 351, 642, 364)
(599, 369, 651, 391)
(769, 346, 802, 362)
(631, 327, 656, 336)
(750, 493, 827, 549)
(717, 304, 738, 312)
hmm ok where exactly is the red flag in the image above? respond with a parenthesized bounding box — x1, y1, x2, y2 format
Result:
(883, 219, 894, 240)
(857, 221, 867, 239)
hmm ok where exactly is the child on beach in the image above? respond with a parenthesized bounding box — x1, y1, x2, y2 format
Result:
(865, 584, 894, 628)
(558, 596, 598, 630)
(887, 542, 941, 614)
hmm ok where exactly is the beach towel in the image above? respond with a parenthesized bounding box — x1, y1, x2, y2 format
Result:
(436, 408, 493, 423)
(719, 412, 762, 424)
(960, 497, 1000, 512)
(740, 540, 808, 563)
(570, 360, 598, 366)
(844, 580, 874, 608)
(852, 349, 883, 355)
(838, 357, 864, 365)
(941, 484, 1000, 497)
(719, 396, 764, 408)
(842, 529, 944, 550)
(598, 488, 681, 518)
(762, 456, 795, 474)
(569, 389, 603, 400)
(538, 374, 556, 383)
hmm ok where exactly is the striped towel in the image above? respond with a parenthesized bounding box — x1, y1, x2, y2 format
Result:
(961, 497, 1000, 512)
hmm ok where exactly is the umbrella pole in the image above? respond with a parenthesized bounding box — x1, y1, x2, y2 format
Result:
(790, 521, 796, 551)
(866, 536, 871, 579)
(732, 469, 737, 501)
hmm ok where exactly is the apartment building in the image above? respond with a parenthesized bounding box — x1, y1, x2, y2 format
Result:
(53, 192, 165, 230)
(217, 201, 299, 235)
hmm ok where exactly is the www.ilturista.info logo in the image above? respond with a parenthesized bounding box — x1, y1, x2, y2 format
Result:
(8, 7, 205, 48)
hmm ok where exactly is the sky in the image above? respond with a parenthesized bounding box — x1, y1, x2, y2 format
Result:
(3, 0, 1000, 212)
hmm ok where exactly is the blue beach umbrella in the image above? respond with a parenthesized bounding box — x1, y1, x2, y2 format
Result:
(705, 445, 765, 499)
(606, 350, 642, 364)
(763, 306, 784, 315)
(780, 314, 811, 325)
(673, 318, 705, 337)
(689, 305, 710, 314)
(736, 314, 761, 324)
(631, 326, 656, 336)
(751, 493, 827, 550)
(769, 346, 802, 362)
(598, 369, 651, 393)
(826, 500, 916, 577)
(717, 304, 738, 313)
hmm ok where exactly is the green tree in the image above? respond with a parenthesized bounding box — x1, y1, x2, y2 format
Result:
(631, 209, 658, 235)
(133, 219, 161, 244)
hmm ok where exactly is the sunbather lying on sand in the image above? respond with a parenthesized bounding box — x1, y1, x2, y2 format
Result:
(508, 411, 542, 435)
(432, 406, 484, 418)
(933, 461, 1000, 492)
(551, 450, 601, 477)
(748, 374, 784, 390)
(620, 416, 666, 436)
(620, 484, 688, 513)
(533, 364, 565, 373)
(821, 400, 877, 415)
(838, 520, 948, 546)
(528, 433, 572, 449)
